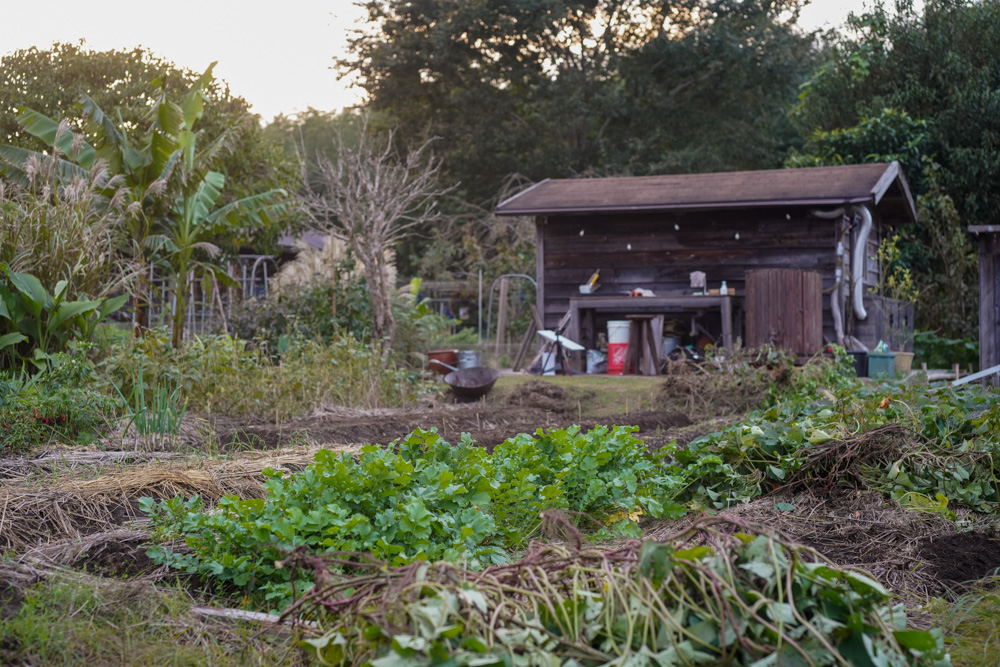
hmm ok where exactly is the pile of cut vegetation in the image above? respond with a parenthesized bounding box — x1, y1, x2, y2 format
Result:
(281, 517, 949, 666)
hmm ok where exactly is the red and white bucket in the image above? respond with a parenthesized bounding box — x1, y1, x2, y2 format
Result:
(606, 320, 630, 375)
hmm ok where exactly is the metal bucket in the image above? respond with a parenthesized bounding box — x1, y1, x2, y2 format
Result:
(457, 350, 482, 369)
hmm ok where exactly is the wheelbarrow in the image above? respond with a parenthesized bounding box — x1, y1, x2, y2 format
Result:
(429, 360, 500, 401)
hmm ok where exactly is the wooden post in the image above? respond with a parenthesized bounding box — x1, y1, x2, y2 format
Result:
(495, 277, 509, 355)
(721, 296, 733, 349)
(535, 216, 546, 328)
(970, 227, 1000, 383)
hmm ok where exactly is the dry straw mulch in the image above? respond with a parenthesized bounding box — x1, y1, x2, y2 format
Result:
(0, 444, 357, 552)
(647, 489, 995, 603)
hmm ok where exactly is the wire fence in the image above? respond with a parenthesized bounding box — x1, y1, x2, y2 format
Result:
(146, 254, 278, 338)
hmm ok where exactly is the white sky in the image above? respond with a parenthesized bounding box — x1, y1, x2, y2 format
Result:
(1, 0, 886, 123)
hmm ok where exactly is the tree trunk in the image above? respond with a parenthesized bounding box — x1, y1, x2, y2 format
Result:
(172, 259, 190, 349)
(133, 257, 150, 333)
(363, 250, 395, 349)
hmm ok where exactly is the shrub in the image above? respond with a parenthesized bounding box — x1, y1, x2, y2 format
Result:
(0, 352, 122, 452)
(231, 275, 466, 368)
(914, 330, 979, 372)
(230, 276, 372, 354)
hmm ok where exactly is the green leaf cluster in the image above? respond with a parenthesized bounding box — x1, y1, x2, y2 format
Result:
(0, 265, 128, 371)
(663, 371, 1000, 513)
(0, 352, 122, 452)
(143, 425, 678, 603)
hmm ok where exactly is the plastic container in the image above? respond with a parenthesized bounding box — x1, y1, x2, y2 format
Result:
(662, 336, 681, 358)
(541, 351, 557, 376)
(427, 349, 458, 375)
(457, 350, 481, 369)
(868, 352, 897, 379)
(607, 320, 630, 375)
(586, 349, 607, 374)
(894, 351, 915, 373)
(847, 350, 868, 378)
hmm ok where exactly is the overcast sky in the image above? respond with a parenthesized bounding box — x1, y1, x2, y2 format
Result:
(2, 0, 884, 122)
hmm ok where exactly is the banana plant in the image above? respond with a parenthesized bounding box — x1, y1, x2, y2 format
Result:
(152, 169, 286, 348)
(0, 64, 217, 330)
(0, 63, 289, 347)
(0, 266, 128, 370)
(146, 65, 287, 348)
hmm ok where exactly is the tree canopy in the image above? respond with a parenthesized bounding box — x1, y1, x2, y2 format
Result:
(791, 0, 1000, 230)
(342, 0, 817, 205)
(789, 0, 1000, 338)
(0, 42, 298, 239)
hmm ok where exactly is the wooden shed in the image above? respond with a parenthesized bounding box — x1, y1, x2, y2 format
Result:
(970, 225, 1000, 384)
(495, 162, 917, 359)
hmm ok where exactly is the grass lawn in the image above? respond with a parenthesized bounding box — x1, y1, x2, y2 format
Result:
(491, 373, 663, 419)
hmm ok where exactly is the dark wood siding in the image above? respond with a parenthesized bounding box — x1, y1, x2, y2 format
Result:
(745, 269, 823, 355)
(539, 209, 841, 341)
(979, 232, 1000, 378)
(538, 207, 892, 350)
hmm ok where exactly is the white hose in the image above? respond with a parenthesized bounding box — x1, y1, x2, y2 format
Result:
(811, 208, 847, 345)
(852, 205, 872, 320)
(809, 208, 845, 220)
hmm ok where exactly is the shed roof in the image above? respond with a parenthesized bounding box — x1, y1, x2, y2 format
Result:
(496, 162, 917, 224)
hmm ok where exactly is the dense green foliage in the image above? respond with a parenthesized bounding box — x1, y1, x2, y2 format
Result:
(0, 266, 127, 371)
(143, 425, 680, 602)
(670, 378, 1000, 512)
(914, 330, 980, 372)
(793, 0, 1000, 229)
(0, 353, 121, 452)
(789, 0, 1000, 338)
(344, 0, 816, 202)
(231, 276, 374, 351)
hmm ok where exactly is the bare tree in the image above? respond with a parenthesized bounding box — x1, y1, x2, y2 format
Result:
(303, 123, 454, 347)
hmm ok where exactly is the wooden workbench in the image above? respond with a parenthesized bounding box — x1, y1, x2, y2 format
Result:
(567, 295, 741, 358)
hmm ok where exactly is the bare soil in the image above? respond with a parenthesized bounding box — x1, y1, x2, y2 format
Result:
(212, 392, 690, 452)
(920, 531, 1000, 589)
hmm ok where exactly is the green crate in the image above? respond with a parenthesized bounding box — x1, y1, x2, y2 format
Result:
(867, 352, 897, 378)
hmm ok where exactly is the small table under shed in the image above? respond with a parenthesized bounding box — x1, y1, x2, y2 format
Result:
(568, 295, 741, 370)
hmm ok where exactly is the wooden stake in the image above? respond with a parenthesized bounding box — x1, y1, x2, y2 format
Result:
(495, 277, 509, 355)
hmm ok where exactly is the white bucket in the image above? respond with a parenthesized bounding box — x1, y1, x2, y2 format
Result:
(607, 320, 630, 375)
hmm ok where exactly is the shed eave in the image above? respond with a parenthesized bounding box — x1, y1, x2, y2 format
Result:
(497, 196, 875, 217)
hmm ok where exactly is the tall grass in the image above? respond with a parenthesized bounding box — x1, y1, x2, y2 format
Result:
(101, 330, 428, 421)
(930, 578, 1000, 666)
(112, 362, 188, 438)
(0, 152, 130, 298)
